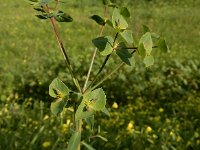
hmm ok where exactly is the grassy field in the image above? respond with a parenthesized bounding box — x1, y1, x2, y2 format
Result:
(0, 0, 200, 149)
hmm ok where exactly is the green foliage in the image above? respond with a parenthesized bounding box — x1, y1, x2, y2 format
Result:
(50, 98, 66, 115)
(92, 36, 114, 56)
(1, 0, 200, 150)
(49, 78, 69, 115)
(139, 32, 153, 55)
(158, 38, 169, 52)
(67, 132, 81, 150)
(116, 42, 132, 66)
(120, 7, 130, 18)
(90, 15, 105, 25)
(49, 78, 69, 98)
(120, 30, 134, 45)
(83, 88, 106, 111)
(112, 8, 128, 30)
(143, 55, 154, 67)
(54, 11, 73, 23)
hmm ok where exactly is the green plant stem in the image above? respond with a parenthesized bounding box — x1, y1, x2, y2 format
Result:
(85, 32, 119, 92)
(83, 26, 105, 91)
(90, 49, 137, 91)
(54, 0, 59, 10)
(83, 5, 108, 92)
(45, 5, 81, 93)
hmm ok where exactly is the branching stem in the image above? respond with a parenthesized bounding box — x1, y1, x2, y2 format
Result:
(89, 49, 137, 91)
(83, 5, 108, 92)
(84, 32, 119, 92)
(45, 5, 81, 93)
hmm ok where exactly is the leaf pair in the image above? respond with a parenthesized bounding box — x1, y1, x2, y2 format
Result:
(49, 78, 69, 115)
(90, 7, 130, 29)
(35, 10, 73, 23)
(138, 32, 154, 67)
(92, 36, 132, 66)
(138, 31, 168, 67)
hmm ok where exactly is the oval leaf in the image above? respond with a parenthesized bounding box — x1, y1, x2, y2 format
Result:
(90, 15, 105, 26)
(116, 42, 132, 66)
(75, 101, 94, 121)
(35, 14, 48, 19)
(142, 24, 150, 34)
(112, 8, 128, 30)
(139, 32, 153, 55)
(92, 36, 114, 56)
(50, 99, 66, 115)
(120, 30, 133, 44)
(55, 11, 73, 23)
(83, 88, 107, 111)
(158, 38, 168, 52)
(138, 43, 146, 58)
(120, 7, 130, 18)
(49, 78, 69, 98)
(143, 55, 154, 67)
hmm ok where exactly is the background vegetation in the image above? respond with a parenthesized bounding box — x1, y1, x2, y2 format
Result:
(0, 0, 200, 149)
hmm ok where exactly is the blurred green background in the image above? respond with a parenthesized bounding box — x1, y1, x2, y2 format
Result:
(0, 0, 200, 149)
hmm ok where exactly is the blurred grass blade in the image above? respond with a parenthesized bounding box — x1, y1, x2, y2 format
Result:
(67, 132, 81, 150)
(81, 141, 95, 150)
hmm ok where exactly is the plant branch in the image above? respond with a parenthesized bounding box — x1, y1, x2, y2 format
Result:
(84, 32, 119, 92)
(54, 0, 59, 10)
(45, 5, 81, 92)
(83, 5, 108, 92)
(90, 49, 137, 91)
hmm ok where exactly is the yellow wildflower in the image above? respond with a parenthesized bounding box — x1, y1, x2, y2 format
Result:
(112, 102, 118, 109)
(146, 126, 152, 133)
(42, 141, 51, 148)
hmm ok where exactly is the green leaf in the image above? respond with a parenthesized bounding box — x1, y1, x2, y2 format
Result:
(75, 101, 94, 121)
(84, 88, 107, 111)
(81, 141, 95, 150)
(50, 99, 66, 115)
(158, 38, 168, 52)
(35, 14, 48, 19)
(120, 7, 130, 18)
(138, 43, 146, 58)
(67, 132, 81, 150)
(85, 115, 94, 131)
(106, 19, 113, 28)
(142, 25, 150, 33)
(139, 32, 153, 55)
(55, 11, 73, 23)
(143, 55, 154, 67)
(112, 8, 128, 30)
(33, 7, 45, 12)
(151, 33, 160, 39)
(49, 78, 69, 98)
(90, 15, 105, 26)
(96, 135, 108, 142)
(116, 42, 132, 66)
(120, 30, 133, 44)
(101, 107, 110, 116)
(92, 36, 114, 56)
(69, 91, 82, 102)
